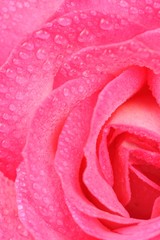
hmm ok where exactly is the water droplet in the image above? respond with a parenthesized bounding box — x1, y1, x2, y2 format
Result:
(21, 230, 29, 237)
(78, 85, 84, 92)
(154, 2, 160, 9)
(43, 60, 52, 71)
(54, 34, 68, 45)
(130, 7, 138, 14)
(33, 193, 40, 199)
(145, 6, 153, 13)
(3, 14, 9, 19)
(9, 6, 16, 12)
(68, 69, 77, 77)
(73, 15, 80, 24)
(100, 19, 112, 30)
(78, 29, 93, 42)
(24, 2, 30, 8)
(120, 0, 129, 7)
(2, 7, 8, 12)
(3, 209, 9, 215)
(16, 91, 24, 100)
(58, 17, 72, 26)
(145, 0, 153, 4)
(1, 23, 7, 30)
(33, 183, 40, 190)
(9, 104, 16, 111)
(3, 113, 9, 120)
(63, 88, 69, 96)
(13, 58, 21, 65)
(35, 30, 50, 40)
(2, 140, 10, 148)
(16, 76, 26, 85)
(19, 52, 29, 60)
(6, 68, 16, 79)
(36, 48, 48, 60)
(90, 10, 97, 16)
(57, 219, 64, 226)
(22, 66, 30, 74)
(22, 42, 34, 51)
(16, 2, 23, 8)
(82, 70, 90, 77)
(18, 205, 23, 210)
(121, 19, 128, 25)
(0, 84, 7, 93)
(80, 13, 87, 19)
(63, 63, 71, 70)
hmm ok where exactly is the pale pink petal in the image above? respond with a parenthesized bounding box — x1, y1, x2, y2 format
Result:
(0, 171, 34, 240)
(0, 0, 64, 65)
(109, 87, 160, 138)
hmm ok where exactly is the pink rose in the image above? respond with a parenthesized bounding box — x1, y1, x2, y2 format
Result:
(1, 0, 160, 239)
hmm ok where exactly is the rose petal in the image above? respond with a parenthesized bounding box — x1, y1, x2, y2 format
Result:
(0, 9, 148, 180)
(98, 128, 114, 186)
(15, 71, 113, 239)
(108, 87, 160, 141)
(110, 140, 131, 206)
(148, 71, 160, 106)
(0, 171, 34, 240)
(59, 0, 160, 30)
(84, 66, 145, 217)
(151, 196, 160, 218)
(53, 92, 137, 239)
(126, 166, 160, 219)
(0, 0, 64, 65)
(16, 162, 91, 240)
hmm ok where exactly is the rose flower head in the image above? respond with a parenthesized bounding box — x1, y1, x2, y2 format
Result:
(1, 0, 160, 240)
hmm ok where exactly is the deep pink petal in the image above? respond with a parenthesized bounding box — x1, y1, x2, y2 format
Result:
(0, 0, 64, 65)
(126, 166, 160, 219)
(151, 196, 160, 218)
(0, 171, 34, 240)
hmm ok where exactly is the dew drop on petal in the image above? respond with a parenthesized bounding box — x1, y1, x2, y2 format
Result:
(19, 52, 29, 60)
(63, 88, 69, 96)
(120, 0, 129, 7)
(54, 34, 68, 45)
(35, 30, 50, 40)
(36, 48, 48, 60)
(6, 68, 16, 78)
(58, 17, 72, 26)
(78, 29, 93, 42)
(100, 18, 112, 30)
(22, 42, 34, 51)
(9, 104, 16, 111)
